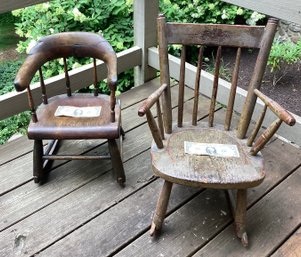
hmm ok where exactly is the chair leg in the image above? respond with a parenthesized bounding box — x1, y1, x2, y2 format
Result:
(108, 139, 125, 186)
(120, 126, 125, 139)
(33, 140, 44, 184)
(235, 189, 248, 247)
(150, 180, 173, 236)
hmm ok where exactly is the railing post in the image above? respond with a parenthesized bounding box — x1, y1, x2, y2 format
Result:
(134, 0, 158, 86)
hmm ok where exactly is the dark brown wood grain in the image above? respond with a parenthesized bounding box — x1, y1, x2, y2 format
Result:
(13, 31, 123, 184)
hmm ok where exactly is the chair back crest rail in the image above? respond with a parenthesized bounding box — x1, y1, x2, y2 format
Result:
(138, 15, 295, 154)
(14, 32, 118, 123)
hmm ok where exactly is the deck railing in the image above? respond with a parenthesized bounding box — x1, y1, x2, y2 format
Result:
(0, 0, 300, 145)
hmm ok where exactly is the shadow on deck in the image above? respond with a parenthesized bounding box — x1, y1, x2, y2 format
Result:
(0, 78, 301, 257)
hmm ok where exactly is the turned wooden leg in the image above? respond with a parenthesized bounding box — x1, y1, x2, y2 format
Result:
(150, 180, 173, 236)
(33, 140, 44, 184)
(235, 189, 248, 247)
(108, 139, 125, 186)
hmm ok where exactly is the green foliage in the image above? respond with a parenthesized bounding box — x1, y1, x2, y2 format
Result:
(0, 59, 30, 143)
(268, 39, 301, 72)
(268, 39, 301, 85)
(0, 59, 24, 95)
(0, 13, 20, 50)
(159, 0, 265, 25)
(0, 112, 31, 144)
(0, 12, 17, 24)
(12, 0, 134, 93)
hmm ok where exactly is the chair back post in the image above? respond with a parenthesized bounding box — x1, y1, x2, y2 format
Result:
(38, 68, 48, 104)
(106, 56, 118, 123)
(26, 87, 38, 122)
(63, 58, 72, 97)
(237, 17, 279, 139)
(208, 46, 222, 127)
(93, 58, 99, 96)
(158, 14, 172, 134)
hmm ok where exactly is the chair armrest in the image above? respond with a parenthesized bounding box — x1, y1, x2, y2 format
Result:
(138, 83, 168, 116)
(249, 89, 296, 155)
(254, 89, 295, 126)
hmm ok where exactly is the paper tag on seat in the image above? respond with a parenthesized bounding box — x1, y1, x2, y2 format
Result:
(184, 141, 240, 158)
(54, 106, 102, 118)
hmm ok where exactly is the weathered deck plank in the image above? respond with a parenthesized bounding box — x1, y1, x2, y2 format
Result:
(193, 167, 301, 257)
(35, 182, 201, 257)
(0, 80, 192, 196)
(271, 227, 301, 257)
(0, 136, 32, 166)
(106, 139, 301, 257)
(0, 78, 300, 257)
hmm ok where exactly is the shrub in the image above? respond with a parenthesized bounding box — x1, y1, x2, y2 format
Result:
(0, 112, 31, 144)
(159, 0, 265, 25)
(1, 1, 265, 144)
(0, 59, 24, 95)
(268, 39, 301, 86)
(12, 0, 134, 94)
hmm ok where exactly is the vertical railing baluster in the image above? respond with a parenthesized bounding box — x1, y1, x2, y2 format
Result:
(208, 46, 222, 127)
(63, 58, 71, 97)
(192, 46, 203, 126)
(178, 45, 186, 127)
(225, 47, 241, 130)
(93, 58, 99, 96)
(39, 68, 48, 104)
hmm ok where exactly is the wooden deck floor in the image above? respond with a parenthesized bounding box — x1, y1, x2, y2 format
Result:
(1, 78, 301, 257)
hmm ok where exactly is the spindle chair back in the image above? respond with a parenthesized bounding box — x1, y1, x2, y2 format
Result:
(14, 32, 125, 185)
(138, 15, 296, 246)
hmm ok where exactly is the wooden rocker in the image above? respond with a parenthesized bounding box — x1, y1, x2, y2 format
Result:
(138, 15, 296, 247)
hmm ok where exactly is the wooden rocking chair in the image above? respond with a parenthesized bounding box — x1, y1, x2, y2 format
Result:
(138, 15, 296, 246)
(14, 32, 125, 185)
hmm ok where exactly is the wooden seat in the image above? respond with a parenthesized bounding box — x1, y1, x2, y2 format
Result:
(28, 94, 121, 139)
(151, 123, 264, 189)
(14, 32, 125, 185)
(138, 15, 296, 247)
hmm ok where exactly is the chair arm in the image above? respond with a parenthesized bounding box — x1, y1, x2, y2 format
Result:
(250, 89, 296, 155)
(138, 83, 168, 117)
(254, 89, 295, 126)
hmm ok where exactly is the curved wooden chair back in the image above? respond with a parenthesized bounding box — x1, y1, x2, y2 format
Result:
(13, 32, 125, 185)
(14, 32, 118, 123)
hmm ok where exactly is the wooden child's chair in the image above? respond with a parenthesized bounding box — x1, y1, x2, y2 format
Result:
(14, 32, 125, 185)
(138, 15, 295, 246)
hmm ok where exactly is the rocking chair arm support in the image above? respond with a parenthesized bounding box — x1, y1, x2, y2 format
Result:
(138, 83, 168, 117)
(254, 89, 295, 126)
